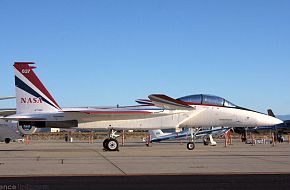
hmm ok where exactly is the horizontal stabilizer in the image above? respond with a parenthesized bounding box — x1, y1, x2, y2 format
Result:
(148, 94, 193, 110)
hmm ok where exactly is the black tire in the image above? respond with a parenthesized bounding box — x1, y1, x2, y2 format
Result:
(107, 139, 119, 151)
(103, 138, 110, 149)
(187, 142, 195, 150)
(4, 138, 11, 144)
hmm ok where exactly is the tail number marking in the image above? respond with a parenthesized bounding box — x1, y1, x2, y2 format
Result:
(22, 69, 30, 74)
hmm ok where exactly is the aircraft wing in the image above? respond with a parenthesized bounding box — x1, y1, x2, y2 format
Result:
(148, 94, 193, 110)
(0, 97, 16, 117)
(63, 110, 153, 121)
(0, 96, 15, 100)
(3, 107, 172, 122)
(3, 113, 48, 121)
(0, 109, 16, 117)
(64, 110, 152, 115)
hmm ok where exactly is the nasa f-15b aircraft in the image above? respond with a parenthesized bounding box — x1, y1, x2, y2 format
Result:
(2, 62, 282, 151)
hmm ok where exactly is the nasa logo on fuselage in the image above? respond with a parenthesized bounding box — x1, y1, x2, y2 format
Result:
(21, 125, 33, 131)
(20, 97, 43, 104)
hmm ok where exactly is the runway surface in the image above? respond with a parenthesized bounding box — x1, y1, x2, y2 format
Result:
(0, 140, 289, 189)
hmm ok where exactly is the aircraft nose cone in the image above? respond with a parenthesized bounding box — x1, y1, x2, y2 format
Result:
(258, 116, 283, 126)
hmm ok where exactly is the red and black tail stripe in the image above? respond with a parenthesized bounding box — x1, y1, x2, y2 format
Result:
(15, 76, 60, 111)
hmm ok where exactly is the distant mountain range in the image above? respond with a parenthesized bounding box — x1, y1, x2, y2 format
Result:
(277, 115, 290, 121)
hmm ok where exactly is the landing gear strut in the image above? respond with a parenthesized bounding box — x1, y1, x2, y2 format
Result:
(103, 129, 119, 151)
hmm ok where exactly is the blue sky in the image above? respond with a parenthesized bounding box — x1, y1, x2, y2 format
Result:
(1, 0, 290, 114)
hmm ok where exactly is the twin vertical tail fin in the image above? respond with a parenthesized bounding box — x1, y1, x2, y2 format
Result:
(14, 62, 61, 113)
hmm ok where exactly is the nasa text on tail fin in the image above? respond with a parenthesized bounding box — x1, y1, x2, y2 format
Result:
(14, 62, 61, 113)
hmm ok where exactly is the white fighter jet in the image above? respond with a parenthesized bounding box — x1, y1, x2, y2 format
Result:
(3, 62, 282, 151)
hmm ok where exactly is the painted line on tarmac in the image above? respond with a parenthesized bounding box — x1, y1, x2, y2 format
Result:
(72, 143, 127, 175)
(96, 151, 127, 175)
(0, 143, 27, 165)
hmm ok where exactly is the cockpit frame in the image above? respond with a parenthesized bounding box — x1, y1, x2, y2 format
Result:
(177, 94, 236, 108)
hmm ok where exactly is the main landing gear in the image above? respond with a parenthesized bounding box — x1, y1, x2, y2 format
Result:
(187, 128, 196, 150)
(187, 142, 195, 150)
(103, 129, 120, 151)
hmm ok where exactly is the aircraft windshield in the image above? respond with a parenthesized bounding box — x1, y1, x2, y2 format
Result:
(177, 94, 236, 107)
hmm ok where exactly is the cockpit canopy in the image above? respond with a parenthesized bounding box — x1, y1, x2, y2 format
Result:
(177, 94, 236, 107)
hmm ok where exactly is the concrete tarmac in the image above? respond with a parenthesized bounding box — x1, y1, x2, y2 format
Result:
(0, 140, 290, 190)
(0, 140, 290, 176)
